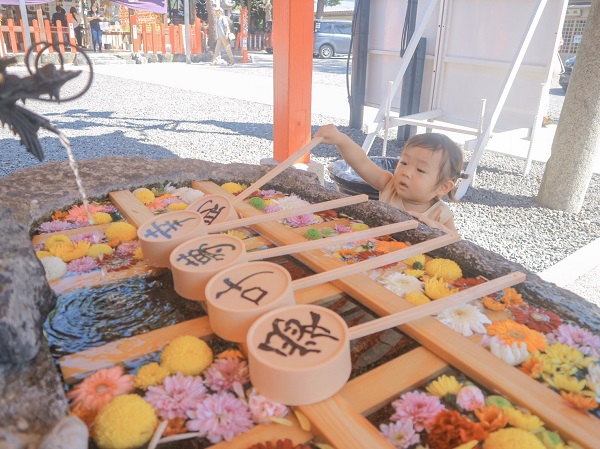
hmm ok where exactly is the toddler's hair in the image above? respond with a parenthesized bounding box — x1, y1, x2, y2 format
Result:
(403, 133, 467, 201)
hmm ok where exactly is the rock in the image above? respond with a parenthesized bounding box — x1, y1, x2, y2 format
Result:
(135, 56, 148, 64)
(162, 52, 174, 63)
(0, 207, 56, 364)
(172, 53, 186, 63)
(38, 417, 88, 449)
(147, 53, 159, 63)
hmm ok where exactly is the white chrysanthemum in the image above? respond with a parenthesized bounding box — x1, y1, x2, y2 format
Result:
(436, 303, 491, 337)
(378, 272, 424, 297)
(488, 335, 529, 366)
(273, 194, 310, 210)
(170, 187, 205, 204)
(586, 363, 600, 401)
(41, 256, 68, 281)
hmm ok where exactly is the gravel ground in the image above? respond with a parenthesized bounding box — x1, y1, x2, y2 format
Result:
(2, 55, 599, 282)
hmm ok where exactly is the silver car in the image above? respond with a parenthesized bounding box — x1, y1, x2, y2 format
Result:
(313, 20, 353, 59)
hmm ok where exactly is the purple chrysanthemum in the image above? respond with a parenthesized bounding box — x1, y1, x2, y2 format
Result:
(203, 358, 249, 393)
(145, 372, 208, 420)
(186, 392, 254, 443)
(456, 385, 485, 411)
(71, 231, 106, 244)
(285, 213, 320, 228)
(162, 197, 185, 206)
(38, 220, 74, 233)
(100, 205, 118, 214)
(247, 388, 288, 424)
(390, 390, 445, 432)
(260, 189, 278, 197)
(547, 324, 600, 357)
(334, 224, 352, 234)
(263, 205, 282, 214)
(116, 240, 141, 256)
(67, 256, 99, 274)
(380, 418, 420, 449)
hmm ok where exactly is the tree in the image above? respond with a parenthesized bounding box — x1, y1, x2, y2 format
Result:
(536, 0, 600, 212)
(315, 0, 342, 19)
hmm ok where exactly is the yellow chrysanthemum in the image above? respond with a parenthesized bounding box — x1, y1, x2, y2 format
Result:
(93, 394, 157, 449)
(544, 373, 587, 393)
(167, 202, 187, 211)
(482, 428, 545, 449)
(404, 254, 426, 270)
(487, 320, 547, 353)
(44, 234, 72, 251)
(226, 230, 248, 240)
(543, 342, 597, 372)
(133, 188, 156, 205)
(92, 212, 113, 225)
(36, 250, 53, 259)
(502, 407, 544, 431)
(132, 248, 144, 260)
(426, 374, 463, 397)
(221, 182, 247, 194)
(134, 363, 170, 390)
(403, 268, 425, 278)
(454, 441, 478, 449)
(50, 241, 91, 263)
(350, 223, 370, 232)
(424, 258, 462, 281)
(264, 199, 277, 206)
(404, 291, 431, 306)
(424, 276, 458, 300)
(160, 336, 213, 376)
(105, 222, 137, 243)
(88, 243, 114, 259)
(217, 349, 245, 359)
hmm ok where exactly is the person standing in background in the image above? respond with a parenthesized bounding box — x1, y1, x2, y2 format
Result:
(70, 7, 83, 47)
(87, 3, 104, 52)
(211, 8, 234, 66)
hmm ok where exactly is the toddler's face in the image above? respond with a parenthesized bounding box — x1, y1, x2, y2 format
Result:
(392, 145, 445, 205)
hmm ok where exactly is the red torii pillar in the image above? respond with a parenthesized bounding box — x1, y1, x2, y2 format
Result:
(272, 0, 313, 163)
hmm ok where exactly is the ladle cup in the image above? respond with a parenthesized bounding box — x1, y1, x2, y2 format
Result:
(246, 271, 526, 405)
(138, 194, 368, 267)
(204, 232, 460, 343)
(171, 220, 419, 301)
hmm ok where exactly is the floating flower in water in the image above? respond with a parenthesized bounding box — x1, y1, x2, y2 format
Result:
(226, 230, 248, 240)
(502, 407, 544, 431)
(482, 427, 545, 449)
(390, 390, 445, 432)
(544, 373, 587, 394)
(473, 405, 508, 432)
(105, 222, 137, 243)
(186, 392, 254, 444)
(456, 385, 485, 411)
(424, 258, 462, 281)
(38, 220, 73, 233)
(51, 241, 91, 263)
(170, 187, 205, 204)
(217, 349, 245, 359)
(424, 276, 458, 300)
(403, 268, 425, 278)
(93, 394, 157, 449)
(426, 374, 463, 397)
(303, 228, 322, 240)
(274, 194, 310, 210)
(547, 324, 600, 358)
(499, 287, 524, 308)
(116, 240, 141, 256)
(92, 212, 113, 225)
(375, 240, 409, 253)
(145, 372, 208, 419)
(160, 335, 213, 376)
(260, 189, 278, 197)
(586, 363, 600, 400)
(404, 254, 426, 269)
(102, 254, 135, 272)
(321, 227, 335, 237)
(482, 295, 507, 311)
(71, 231, 106, 244)
(52, 210, 69, 221)
(36, 250, 53, 259)
(88, 243, 114, 259)
(41, 256, 68, 281)
(249, 197, 266, 210)
(100, 205, 118, 214)
(203, 358, 250, 393)
(44, 234, 72, 251)
(487, 320, 547, 353)
(483, 335, 529, 366)
(485, 395, 513, 409)
(286, 213, 321, 227)
(66, 204, 104, 223)
(167, 202, 187, 211)
(264, 205, 282, 213)
(133, 247, 144, 260)
(560, 390, 598, 411)
(67, 256, 99, 274)
(134, 362, 170, 390)
(404, 291, 431, 306)
(133, 188, 156, 205)
(519, 355, 544, 379)
(378, 272, 424, 297)
(426, 410, 488, 449)
(436, 303, 491, 337)
(351, 223, 369, 232)
(541, 342, 596, 373)
(221, 182, 247, 194)
(247, 388, 289, 424)
(67, 366, 134, 412)
(379, 418, 420, 449)
(334, 224, 352, 234)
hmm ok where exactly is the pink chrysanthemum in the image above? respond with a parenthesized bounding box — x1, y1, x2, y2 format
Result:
(71, 231, 106, 244)
(65, 204, 104, 223)
(186, 392, 254, 443)
(203, 358, 249, 393)
(264, 205, 282, 213)
(391, 390, 445, 432)
(380, 418, 421, 449)
(117, 240, 141, 256)
(285, 213, 321, 228)
(456, 385, 485, 411)
(144, 372, 207, 420)
(334, 224, 352, 234)
(66, 366, 134, 412)
(100, 205, 118, 214)
(260, 189, 278, 197)
(38, 220, 74, 233)
(547, 324, 600, 357)
(67, 256, 99, 274)
(247, 388, 288, 424)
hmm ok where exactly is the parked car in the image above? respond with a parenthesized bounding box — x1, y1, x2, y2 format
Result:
(313, 19, 352, 59)
(559, 55, 576, 92)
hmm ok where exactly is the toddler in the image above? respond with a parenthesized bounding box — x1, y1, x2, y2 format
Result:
(315, 125, 467, 232)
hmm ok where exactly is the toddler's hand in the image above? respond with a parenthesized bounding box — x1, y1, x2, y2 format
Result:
(314, 124, 343, 146)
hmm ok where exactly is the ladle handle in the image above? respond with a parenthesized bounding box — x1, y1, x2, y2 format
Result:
(348, 271, 526, 340)
(206, 194, 368, 234)
(291, 232, 461, 291)
(232, 137, 325, 205)
(246, 220, 419, 261)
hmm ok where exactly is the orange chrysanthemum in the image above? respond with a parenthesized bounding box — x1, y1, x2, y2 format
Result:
(217, 349, 245, 359)
(374, 240, 409, 253)
(337, 248, 359, 259)
(501, 288, 525, 308)
(474, 405, 508, 432)
(427, 410, 488, 449)
(482, 296, 507, 311)
(52, 210, 69, 221)
(107, 239, 121, 248)
(162, 418, 188, 437)
(519, 355, 544, 379)
(67, 366, 134, 412)
(487, 320, 547, 352)
(66, 204, 104, 223)
(560, 391, 598, 411)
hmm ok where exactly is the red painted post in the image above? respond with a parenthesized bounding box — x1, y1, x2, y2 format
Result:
(44, 20, 54, 53)
(194, 18, 202, 54)
(272, 0, 314, 163)
(56, 20, 66, 54)
(160, 23, 166, 53)
(240, 7, 248, 63)
(141, 23, 148, 52)
(168, 24, 175, 54)
(67, 15, 77, 52)
(33, 20, 41, 47)
(178, 24, 183, 54)
(7, 19, 18, 54)
(18, 19, 31, 53)
(152, 23, 158, 54)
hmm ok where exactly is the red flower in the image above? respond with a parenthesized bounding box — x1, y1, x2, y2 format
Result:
(426, 410, 488, 449)
(511, 304, 563, 333)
